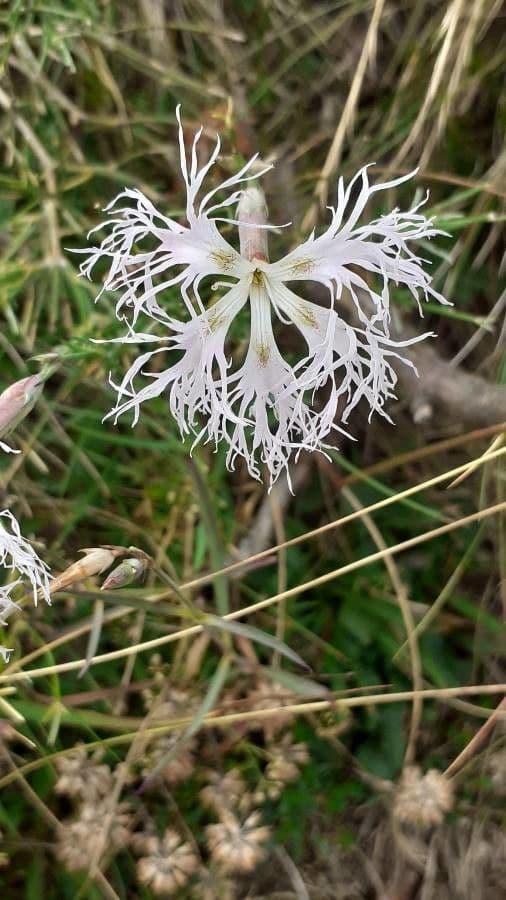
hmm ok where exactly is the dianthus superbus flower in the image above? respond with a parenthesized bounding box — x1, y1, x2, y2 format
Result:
(80, 107, 449, 487)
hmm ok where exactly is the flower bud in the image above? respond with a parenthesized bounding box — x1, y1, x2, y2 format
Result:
(49, 547, 120, 594)
(237, 187, 269, 262)
(0, 374, 44, 452)
(101, 557, 147, 591)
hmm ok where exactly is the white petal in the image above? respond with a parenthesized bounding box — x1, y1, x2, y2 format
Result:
(224, 283, 348, 488)
(80, 108, 274, 328)
(269, 280, 432, 427)
(79, 187, 247, 323)
(0, 510, 52, 608)
(105, 282, 250, 441)
(0, 440, 20, 454)
(270, 167, 449, 330)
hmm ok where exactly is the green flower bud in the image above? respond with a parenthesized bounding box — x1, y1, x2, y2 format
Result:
(101, 557, 147, 591)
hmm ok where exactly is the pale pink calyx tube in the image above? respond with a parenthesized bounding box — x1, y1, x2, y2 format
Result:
(237, 186, 269, 262)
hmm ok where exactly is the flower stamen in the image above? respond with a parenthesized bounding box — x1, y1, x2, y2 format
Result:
(209, 248, 236, 271)
(297, 304, 318, 328)
(256, 343, 271, 367)
(290, 257, 314, 276)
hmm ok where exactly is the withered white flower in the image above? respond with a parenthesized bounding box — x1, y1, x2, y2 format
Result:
(0, 510, 52, 662)
(205, 810, 271, 873)
(136, 829, 199, 895)
(80, 107, 449, 487)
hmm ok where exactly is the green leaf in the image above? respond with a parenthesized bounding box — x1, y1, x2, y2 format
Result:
(206, 615, 311, 670)
(78, 598, 104, 678)
(265, 666, 329, 697)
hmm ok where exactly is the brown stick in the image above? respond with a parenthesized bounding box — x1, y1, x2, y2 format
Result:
(396, 340, 506, 428)
(444, 696, 506, 779)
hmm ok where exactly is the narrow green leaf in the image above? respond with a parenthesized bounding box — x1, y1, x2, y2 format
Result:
(265, 666, 329, 698)
(206, 615, 311, 671)
(139, 654, 231, 793)
(78, 598, 104, 678)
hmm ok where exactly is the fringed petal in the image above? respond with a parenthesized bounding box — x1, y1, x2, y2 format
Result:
(0, 510, 52, 606)
(271, 167, 450, 331)
(104, 282, 250, 445)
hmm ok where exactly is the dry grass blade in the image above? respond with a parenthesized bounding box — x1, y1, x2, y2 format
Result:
(4, 445, 501, 677)
(302, 0, 386, 232)
(446, 433, 504, 489)
(163, 447, 506, 596)
(395, 0, 466, 164)
(444, 696, 506, 780)
(0, 687, 505, 786)
(1, 500, 503, 683)
(341, 485, 422, 765)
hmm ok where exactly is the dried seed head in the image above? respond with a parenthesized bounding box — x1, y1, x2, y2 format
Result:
(247, 680, 295, 741)
(393, 766, 454, 829)
(200, 769, 252, 815)
(0, 374, 44, 453)
(142, 733, 196, 786)
(205, 811, 271, 873)
(56, 800, 132, 871)
(265, 736, 309, 786)
(136, 829, 199, 895)
(54, 745, 113, 801)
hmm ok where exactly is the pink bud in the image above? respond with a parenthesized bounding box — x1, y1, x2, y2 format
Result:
(0, 375, 44, 441)
(49, 548, 119, 594)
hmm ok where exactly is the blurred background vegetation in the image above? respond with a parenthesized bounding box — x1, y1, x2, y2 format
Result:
(0, 1, 505, 897)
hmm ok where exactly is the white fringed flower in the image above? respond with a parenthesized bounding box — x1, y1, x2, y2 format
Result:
(80, 107, 449, 487)
(0, 510, 52, 662)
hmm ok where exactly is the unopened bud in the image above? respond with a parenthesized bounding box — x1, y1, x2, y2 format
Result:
(101, 557, 147, 591)
(50, 547, 120, 594)
(0, 374, 44, 452)
(237, 187, 269, 262)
